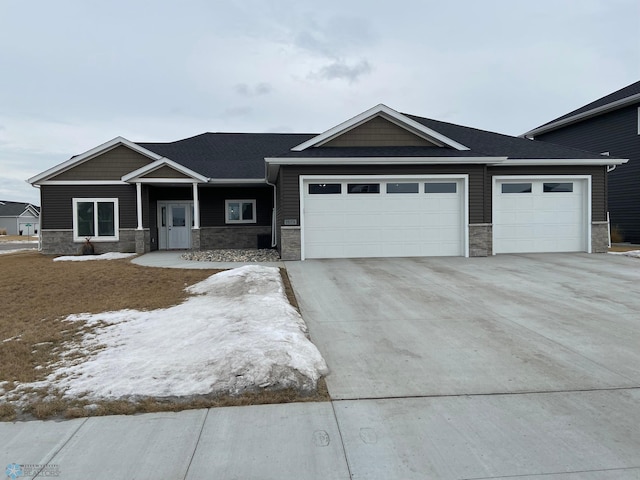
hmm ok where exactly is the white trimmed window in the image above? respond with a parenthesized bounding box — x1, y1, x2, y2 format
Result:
(225, 200, 256, 224)
(72, 198, 119, 241)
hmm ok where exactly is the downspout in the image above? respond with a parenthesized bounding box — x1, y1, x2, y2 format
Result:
(266, 179, 278, 248)
(31, 184, 43, 251)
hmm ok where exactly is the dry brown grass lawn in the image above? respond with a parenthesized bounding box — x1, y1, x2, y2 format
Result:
(0, 251, 328, 421)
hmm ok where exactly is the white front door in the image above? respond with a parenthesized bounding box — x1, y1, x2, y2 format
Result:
(158, 202, 192, 249)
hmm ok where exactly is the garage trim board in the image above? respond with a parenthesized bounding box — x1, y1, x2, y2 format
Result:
(492, 175, 592, 254)
(300, 174, 469, 260)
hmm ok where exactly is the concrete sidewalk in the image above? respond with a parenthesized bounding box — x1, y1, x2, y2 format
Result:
(2, 390, 639, 479)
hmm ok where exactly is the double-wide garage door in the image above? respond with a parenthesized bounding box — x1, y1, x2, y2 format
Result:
(302, 176, 466, 259)
(493, 178, 588, 254)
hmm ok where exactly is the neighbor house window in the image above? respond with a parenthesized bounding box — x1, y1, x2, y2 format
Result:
(72, 198, 119, 241)
(225, 200, 256, 224)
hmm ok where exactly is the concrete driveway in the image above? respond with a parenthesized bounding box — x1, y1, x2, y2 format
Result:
(286, 253, 640, 478)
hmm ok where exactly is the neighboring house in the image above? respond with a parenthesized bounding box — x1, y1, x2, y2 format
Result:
(523, 80, 640, 243)
(28, 104, 626, 259)
(0, 201, 40, 236)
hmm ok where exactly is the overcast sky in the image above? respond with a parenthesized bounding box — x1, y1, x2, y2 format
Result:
(1, 0, 638, 205)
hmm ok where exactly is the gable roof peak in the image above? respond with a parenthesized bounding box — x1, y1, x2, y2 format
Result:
(291, 104, 470, 152)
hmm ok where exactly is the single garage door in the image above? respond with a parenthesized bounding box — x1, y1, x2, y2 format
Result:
(302, 176, 467, 259)
(493, 177, 588, 254)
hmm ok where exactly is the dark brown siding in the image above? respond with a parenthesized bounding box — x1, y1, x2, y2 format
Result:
(323, 116, 437, 147)
(279, 165, 486, 224)
(41, 185, 137, 229)
(536, 104, 639, 241)
(146, 186, 273, 228)
(50, 146, 153, 181)
(487, 166, 607, 221)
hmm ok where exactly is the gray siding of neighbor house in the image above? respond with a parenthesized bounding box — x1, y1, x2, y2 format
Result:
(323, 116, 438, 147)
(48, 146, 153, 181)
(40, 185, 138, 229)
(278, 164, 486, 224)
(534, 104, 639, 240)
(486, 165, 607, 222)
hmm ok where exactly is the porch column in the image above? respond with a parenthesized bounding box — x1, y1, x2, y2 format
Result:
(136, 182, 143, 230)
(192, 182, 200, 229)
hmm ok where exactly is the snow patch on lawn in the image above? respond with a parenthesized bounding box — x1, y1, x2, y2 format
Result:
(54, 252, 137, 262)
(0, 249, 33, 255)
(37, 265, 328, 400)
(608, 250, 640, 258)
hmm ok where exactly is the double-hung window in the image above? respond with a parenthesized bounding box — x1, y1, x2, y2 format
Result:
(73, 198, 119, 241)
(225, 200, 256, 224)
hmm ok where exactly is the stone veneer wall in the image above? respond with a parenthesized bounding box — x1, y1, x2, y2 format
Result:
(279, 226, 301, 260)
(468, 224, 492, 257)
(40, 229, 137, 255)
(134, 229, 150, 254)
(199, 226, 272, 250)
(591, 222, 609, 253)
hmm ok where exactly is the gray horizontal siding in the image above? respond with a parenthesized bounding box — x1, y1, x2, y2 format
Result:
(41, 185, 137, 229)
(487, 165, 607, 222)
(536, 104, 640, 241)
(279, 164, 486, 224)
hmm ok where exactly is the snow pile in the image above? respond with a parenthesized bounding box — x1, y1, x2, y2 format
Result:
(53, 252, 137, 262)
(44, 265, 328, 400)
(608, 250, 640, 258)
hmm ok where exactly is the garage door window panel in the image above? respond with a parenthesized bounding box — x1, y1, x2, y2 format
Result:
(501, 183, 532, 194)
(425, 182, 457, 194)
(309, 183, 342, 194)
(544, 182, 573, 193)
(387, 183, 419, 194)
(347, 183, 380, 194)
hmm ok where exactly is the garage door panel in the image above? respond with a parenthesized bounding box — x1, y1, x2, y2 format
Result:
(494, 179, 587, 254)
(303, 177, 465, 259)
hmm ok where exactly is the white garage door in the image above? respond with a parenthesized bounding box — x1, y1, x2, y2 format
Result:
(302, 176, 467, 259)
(493, 178, 588, 254)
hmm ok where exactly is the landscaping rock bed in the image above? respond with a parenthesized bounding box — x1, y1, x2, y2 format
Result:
(182, 249, 281, 262)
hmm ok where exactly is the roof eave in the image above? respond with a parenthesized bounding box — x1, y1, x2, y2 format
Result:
(522, 93, 640, 138)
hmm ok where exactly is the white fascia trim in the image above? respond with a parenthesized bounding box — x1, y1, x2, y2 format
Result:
(291, 104, 470, 151)
(491, 158, 628, 166)
(207, 178, 266, 184)
(122, 158, 208, 183)
(523, 93, 640, 138)
(28, 137, 164, 185)
(266, 156, 502, 165)
(38, 180, 129, 185)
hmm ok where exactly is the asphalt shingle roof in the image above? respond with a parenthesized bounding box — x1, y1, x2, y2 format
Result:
(533, 80, 640, 129)
(0, 201, 39, 216)
(133, 114, 614, 180)
(139, 133, 315, 179)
